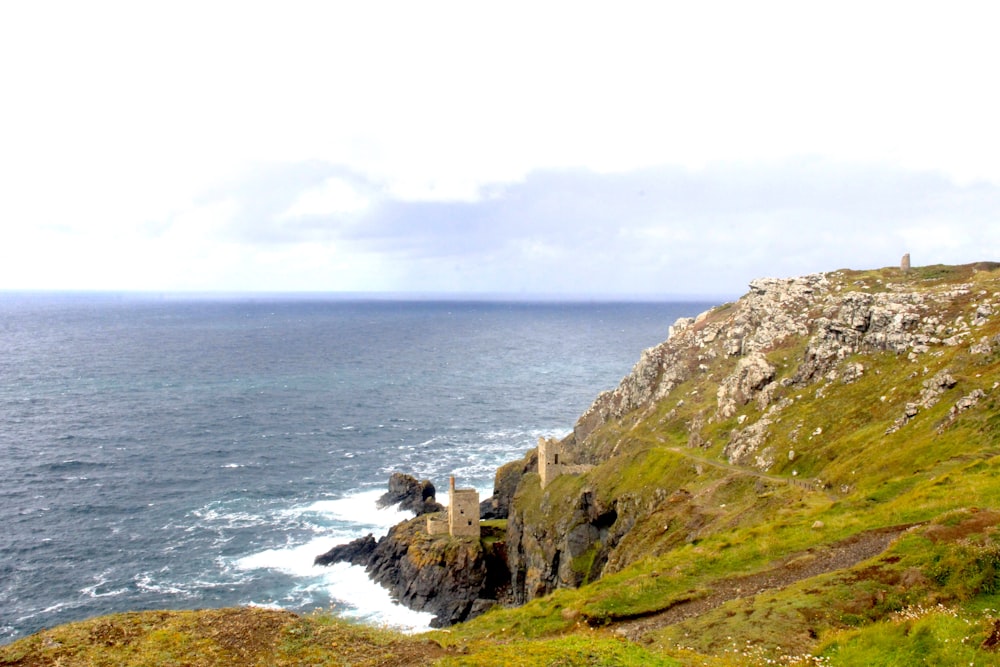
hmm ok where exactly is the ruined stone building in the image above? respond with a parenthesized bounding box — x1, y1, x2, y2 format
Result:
(426, 476, 480, 537)
(448, 476, 480, 537)
(538, 437, 593, 488)
(538, 436, 562, 488)
(426, 512, 449, 535)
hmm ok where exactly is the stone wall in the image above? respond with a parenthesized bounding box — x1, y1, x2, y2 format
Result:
(426, 513, 449, 535)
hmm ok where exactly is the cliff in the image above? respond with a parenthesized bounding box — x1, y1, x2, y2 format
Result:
(317, 262, 1000, 643)
(504, 262, 1000, 609)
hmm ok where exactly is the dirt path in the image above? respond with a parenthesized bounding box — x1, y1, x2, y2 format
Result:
(611, 523, 918, 642)
(665, 446, 837, 499)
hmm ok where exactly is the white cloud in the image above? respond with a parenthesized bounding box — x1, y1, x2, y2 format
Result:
(280, 178, 370, 219)
(1, 2, 998, 294)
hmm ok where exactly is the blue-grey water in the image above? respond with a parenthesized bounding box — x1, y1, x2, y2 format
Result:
(0, 294, 712, 642)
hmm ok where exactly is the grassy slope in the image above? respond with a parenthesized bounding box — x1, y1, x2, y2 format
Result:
(4, 263, 1000, 666)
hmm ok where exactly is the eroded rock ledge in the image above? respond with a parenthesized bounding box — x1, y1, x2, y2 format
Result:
(315, 472, 514, 627)
(316, 516, 510, 627)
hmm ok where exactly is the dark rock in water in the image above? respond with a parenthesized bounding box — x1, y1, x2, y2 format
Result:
(479, 496, 501, 520)
(314, 533, 377, 566)
(377, 472, 445, 516)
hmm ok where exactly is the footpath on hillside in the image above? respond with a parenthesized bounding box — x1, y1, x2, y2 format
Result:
(664, 445, 837, 499)
(611, 523, 916, 642)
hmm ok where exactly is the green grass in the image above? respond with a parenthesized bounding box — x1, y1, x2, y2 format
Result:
(0, 608, 439, 667)
(436, 633, 681, 666)
(817, 606, 1000, 666)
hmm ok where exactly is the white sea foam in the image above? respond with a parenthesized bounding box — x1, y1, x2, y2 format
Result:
(235, 535, 340, 578)
(235, 528, 434, 632)
(16, 600, 78, 623)
(322, 562, 434, 632)
(80, 570, 129, 599)
(229, 489, 450, 632)
(287, 489, 414, 532)
(134, 572, 196, 597)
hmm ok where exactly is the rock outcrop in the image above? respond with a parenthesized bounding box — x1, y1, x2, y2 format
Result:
(314, 534, 377, 567)
(365, 517, 507, 627)
(377, 472, 445, 516)
(507, 486, 619, 604)
(316, 517, 509, 627)
(502, 263, 1000, 605)
(480, 454, 535, 519)
(716, 352, 776, 419)
(316, 473, 508, 627)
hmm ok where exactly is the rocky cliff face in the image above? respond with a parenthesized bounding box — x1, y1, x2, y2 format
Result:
(366, 517, 508, 627)
(569, 266, 998, 463)
(506, 263, 1000, 605)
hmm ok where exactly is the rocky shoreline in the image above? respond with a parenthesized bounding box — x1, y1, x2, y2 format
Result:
(315, 471, 521, 627)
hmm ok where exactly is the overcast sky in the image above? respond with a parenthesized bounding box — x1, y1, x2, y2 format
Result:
(1, 2, 998, 298)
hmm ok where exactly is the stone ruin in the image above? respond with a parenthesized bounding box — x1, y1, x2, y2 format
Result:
(426, 476, 480, 537)
(901, 253, 911, 272)
(538, 437, 593, 488)
(426, 513, 449, 536)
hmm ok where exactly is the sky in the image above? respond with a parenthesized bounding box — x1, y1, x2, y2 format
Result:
(1, 1, 998, 298)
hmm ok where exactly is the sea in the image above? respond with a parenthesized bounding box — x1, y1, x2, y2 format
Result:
(0, 293, 714, 643)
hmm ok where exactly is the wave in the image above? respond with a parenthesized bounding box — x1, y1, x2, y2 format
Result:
(14, 599, 83, 625)
(234, 546, 434, 632)
(232, 489, 438, 632)
(134, 572, 197, 598)
(285, 490, 414, 532)
(80, 571, 129, 599)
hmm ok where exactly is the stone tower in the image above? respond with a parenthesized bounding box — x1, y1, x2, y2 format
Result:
(447, 476, 480, 538)
(901, 253, 911, 272)
(538, 437, 563, 488)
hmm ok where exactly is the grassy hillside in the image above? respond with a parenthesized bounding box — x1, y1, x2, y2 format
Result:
(5, 263, 1000, 666)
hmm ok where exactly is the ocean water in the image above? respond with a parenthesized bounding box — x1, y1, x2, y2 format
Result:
(0, 294, 712, 643)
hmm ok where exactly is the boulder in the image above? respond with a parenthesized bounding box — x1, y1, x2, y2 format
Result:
(716, 352, 776, 419)
(377, 472, 445, 516)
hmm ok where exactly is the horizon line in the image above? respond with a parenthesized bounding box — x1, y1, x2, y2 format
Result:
(0, 288, 737, 304)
